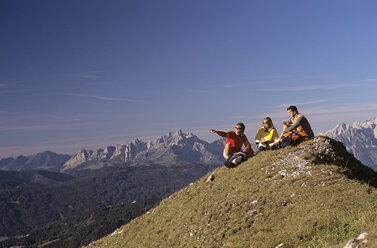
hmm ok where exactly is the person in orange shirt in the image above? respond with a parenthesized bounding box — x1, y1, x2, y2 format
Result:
(211, 123, 254, 159)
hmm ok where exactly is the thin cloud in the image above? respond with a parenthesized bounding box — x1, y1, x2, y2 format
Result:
(68, 93, 134, 102)
(213, 84, 242, 89)
(80, 70, 103, 79)
(187, 83, 243, 94)
(186, 89, 210, 94)
(0, 83, 7, 87)
(0, 122, 89, 132)
(0, 88, 36, 95)
(304, 103, 377, 117)
(259, 103, 377, 121)
(278, 99, 329, 107)
(81, 74, 100, 79)
(350, 78, 377, 83)
(259, 82, 369, 92)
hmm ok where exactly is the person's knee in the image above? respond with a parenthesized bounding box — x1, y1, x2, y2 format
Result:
(223, 143, 232, 158)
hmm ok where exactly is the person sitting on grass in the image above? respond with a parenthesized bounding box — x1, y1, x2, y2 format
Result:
(211, 122, 254, 159)
(255, 117, 279, 151)
(277, 105, 314, 148)
(281, 105, 314, 139)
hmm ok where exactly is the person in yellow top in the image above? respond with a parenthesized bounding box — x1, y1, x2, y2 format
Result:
(255, 117, 279, 151)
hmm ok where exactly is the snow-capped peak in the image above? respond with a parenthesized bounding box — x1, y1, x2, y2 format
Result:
(61, 130, 223, 172)
(318, 117, 377, 170)
(352, 117, 377, 130)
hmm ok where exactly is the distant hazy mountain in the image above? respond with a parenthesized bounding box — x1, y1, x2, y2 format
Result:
(0, 151, 71, 172)
(0, 170, 73, 185)
(0, 163, 218, 237)
(62, 130, 224, 173)
(318, 117, 377, 170)
(1, 200, 160, 248)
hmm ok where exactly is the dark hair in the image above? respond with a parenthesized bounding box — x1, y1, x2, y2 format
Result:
(287, 105, 298, 112)
(236, 122, 245, 129)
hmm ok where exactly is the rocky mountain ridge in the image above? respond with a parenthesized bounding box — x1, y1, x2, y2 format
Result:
(0, 130, 225, 174)
(61, 130, 224, 173)
(0, 151, 71, 172)
(318, 116, 377, 170)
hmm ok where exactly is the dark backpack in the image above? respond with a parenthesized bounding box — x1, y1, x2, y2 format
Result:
(224, 152, 247, 168)
(280, 130, 310, 148)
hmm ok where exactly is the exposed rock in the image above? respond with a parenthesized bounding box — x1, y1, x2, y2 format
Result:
(273, 146, 312, 179)
(206, 174, 215, 182)
(110, 228, 124, 236)
(318, 117, 377, 170)
(272, 136, 360, 180)
(343, 232, 368, 248)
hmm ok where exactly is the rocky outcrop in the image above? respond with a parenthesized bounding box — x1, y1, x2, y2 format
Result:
(318, 117, 377, 170)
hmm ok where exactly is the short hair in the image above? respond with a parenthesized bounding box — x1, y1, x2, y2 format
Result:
(236, 122, 245, 129)
(287, 105, 298, 112)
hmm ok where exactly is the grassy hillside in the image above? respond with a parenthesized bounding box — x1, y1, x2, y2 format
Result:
(85, 137, 377, 248)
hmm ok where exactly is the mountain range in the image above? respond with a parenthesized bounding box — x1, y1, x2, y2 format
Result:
(0, 151, 70, 172)
(0, 130, 225, 174)
(2, 119, 377, 174)
(61, 130, 224, 173)
(318, 116, 377, 171)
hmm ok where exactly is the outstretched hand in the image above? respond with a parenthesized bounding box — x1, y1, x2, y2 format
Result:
(210, 129, 217, 134)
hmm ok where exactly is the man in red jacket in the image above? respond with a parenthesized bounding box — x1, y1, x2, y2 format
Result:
(211, 123, 254, 159)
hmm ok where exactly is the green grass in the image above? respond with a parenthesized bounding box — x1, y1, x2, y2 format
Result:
(85, 137, 377, 248)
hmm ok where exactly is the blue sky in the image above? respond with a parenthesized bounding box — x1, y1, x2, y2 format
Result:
(1, 0, 377, 158)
